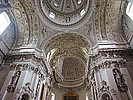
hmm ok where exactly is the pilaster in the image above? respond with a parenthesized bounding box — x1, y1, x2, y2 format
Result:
(88, 48, 133, 100)
(0, 47, 52, 100)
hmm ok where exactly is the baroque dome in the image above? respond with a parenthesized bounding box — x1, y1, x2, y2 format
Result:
(36, 0, 92, 30)
(44, 0, 86, 14)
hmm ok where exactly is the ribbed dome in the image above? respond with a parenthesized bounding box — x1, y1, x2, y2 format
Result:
(36, 0, 92, 30)
(45, 0, 86, 14)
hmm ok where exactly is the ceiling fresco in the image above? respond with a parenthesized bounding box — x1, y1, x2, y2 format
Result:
(10, 0, 126, 92)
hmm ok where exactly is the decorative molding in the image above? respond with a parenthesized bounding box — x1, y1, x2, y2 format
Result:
(5, 53, 50, 80)
(88, 48, 133, 70)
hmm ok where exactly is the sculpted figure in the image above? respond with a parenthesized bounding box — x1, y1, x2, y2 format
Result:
(113, 68, 128, 92)
(113, 69, 125, 85)
(7, 71, 21, 92)
(11, 71, 21, 86)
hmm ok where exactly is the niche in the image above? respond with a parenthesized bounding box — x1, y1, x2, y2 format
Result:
(101, 93, 112, 100)
(21, 93, 30, 100)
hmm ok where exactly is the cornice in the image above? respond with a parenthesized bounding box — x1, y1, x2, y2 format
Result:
(89, 48, 133, 70)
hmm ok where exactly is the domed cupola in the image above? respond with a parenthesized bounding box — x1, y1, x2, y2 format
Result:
(36, 0, 93, 30)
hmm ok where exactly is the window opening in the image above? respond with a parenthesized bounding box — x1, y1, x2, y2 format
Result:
(54, 2, 58, 7)
(80, 9, 85, 16)
(126, 2, 133, 20)
(0, 11, 11, 35)
(49, 12, 55, 19)
(78, 0, 82, 4)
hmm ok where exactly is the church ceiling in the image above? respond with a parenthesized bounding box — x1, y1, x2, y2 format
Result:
(9, 0, 127, 91)
(11, 0, 125, 49)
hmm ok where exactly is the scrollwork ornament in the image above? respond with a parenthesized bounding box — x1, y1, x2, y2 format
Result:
(103, 60, 112, 68)
(10, 64, 16, 70)
(22, 64, 29, 70)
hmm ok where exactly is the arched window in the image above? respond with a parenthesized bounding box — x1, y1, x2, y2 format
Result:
(0, 11, 11, 35)
(49, 12, 55, 19)
(126, 1, 133, 20)
(80, 9, 85, 16)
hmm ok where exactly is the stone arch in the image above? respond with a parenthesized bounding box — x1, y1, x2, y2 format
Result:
(40, 32, 92, 51)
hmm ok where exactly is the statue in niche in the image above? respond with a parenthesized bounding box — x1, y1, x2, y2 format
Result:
(11, 71, 21, 85)
(7, 71, 21, 92)
(113, 68, 125, 85)
(113, 68, 128, 92)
